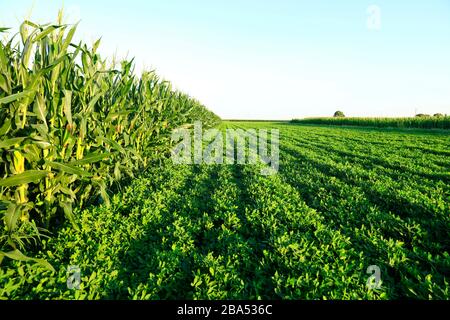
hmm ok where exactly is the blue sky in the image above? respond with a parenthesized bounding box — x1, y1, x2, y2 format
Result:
(1, 0, 450, 119)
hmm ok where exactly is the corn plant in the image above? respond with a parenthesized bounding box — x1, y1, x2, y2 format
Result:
(0, 12, 220, 267)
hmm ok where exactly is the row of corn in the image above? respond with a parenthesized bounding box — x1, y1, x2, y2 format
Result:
(0, 13, 220, 264)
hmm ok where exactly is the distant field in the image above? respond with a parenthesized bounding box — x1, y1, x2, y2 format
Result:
(292, 117, 450, 129)
(2, 122, 449, 299)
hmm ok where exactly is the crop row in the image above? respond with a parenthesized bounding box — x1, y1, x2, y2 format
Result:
(291, 117, 450, 129)
(235, 122, 449, 298)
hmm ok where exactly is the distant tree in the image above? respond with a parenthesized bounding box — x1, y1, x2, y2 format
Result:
(333, 111, 345, 118)
(433, 113, 444, 117)
(415, 113, 430, 117)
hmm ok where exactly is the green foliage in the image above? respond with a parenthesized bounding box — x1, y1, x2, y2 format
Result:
(0, 14, 220, 263)
(1, 122, 448, 300)
(333, 111, 345, 118)
(292, 116, 450, 129)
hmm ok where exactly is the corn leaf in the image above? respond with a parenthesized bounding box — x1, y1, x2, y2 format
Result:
(0, 249, 55, 272)
(59, 201, 79, 231)
(45, 161, 92, 177)
(0, 90, 33, 105)
(0, 137, 26, 149)
(34, 25, 60, 41)
(4, 203, 20, 231)
(69, 152, 110, 165)
(63, 90, 73, 126)
(0, 170, 49, 187)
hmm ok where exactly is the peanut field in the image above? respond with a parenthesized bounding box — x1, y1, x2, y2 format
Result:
(1, 122, 449, 299)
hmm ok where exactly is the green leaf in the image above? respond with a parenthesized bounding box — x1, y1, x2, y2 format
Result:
(45, 161, 92, 177)
(0, 90, 33, 105)
(92, 37, 101, 53)
(34, 25, 60, 41)
(106, 110, 131, 121)
(39, 54, 67, 73)
(22, 20, 39, 29)
(85, 92, 103, 113)
(98, 137, 125, 154)
(4, 203, 20, 231)
(63, 90, 73, 126)
(69, 152, 110, 165)
(58, 185, 77, 199)
(0, 43, 8, 71)
(33, 94, 48, 129)
(23, 144, 41, 162)
(0, 137, 26, 149)
(0, 249, 55, 272)
(59, 201, 79, 231)
(0, 72, 9, 93)
(59, 23, 78, 58)
(0, 170, 49, 187)
(0, 118, 12, 135)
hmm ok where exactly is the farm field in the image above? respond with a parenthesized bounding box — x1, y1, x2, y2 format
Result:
(292, 117, 450, 129)
(1, 121, 449, 299)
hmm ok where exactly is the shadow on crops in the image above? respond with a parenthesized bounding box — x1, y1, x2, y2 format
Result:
(280, 144, 450, 296)
(195, 164, 277, 298)
(45, 159, 166, 243)
(284, 133, 449, 183)
(279, 146, 450, 255)
(276, 149, 430, 297)
(102, 162, 281, 299)
(226, 164, 276, 298)
(100, 164, 216, 299)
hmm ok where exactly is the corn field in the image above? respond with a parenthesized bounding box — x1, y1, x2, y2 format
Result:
(0, 14, 220, 265)
(291, 117, 450, 129)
